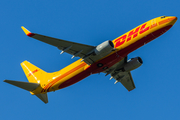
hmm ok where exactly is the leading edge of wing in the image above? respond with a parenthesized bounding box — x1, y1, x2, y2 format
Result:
(21, 26, 95, 59)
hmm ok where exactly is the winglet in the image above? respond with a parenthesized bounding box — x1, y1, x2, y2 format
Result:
(21, 26, 35, 37)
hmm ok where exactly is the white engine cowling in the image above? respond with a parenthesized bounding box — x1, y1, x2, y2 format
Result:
(122, 57, 143, 72)
(94, 40, 114, 55)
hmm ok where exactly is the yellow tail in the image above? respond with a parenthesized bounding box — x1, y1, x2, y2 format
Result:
(21, 61, 47, 84)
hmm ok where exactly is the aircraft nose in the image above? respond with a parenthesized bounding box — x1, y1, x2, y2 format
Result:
(170, 16, 177, 21)
(169, 16, 178, 24)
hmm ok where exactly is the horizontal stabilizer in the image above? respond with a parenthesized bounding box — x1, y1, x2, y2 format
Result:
(4, 80, 40, 91)
(35, 93, 48, 104)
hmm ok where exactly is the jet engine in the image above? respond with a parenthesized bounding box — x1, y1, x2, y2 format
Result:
(81, 40, 114, 64)
(122, 57, 143, 72)
(94, 40, 114, 56)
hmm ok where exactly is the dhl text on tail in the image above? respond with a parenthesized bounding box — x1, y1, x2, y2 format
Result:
(4, 16, 177, 103)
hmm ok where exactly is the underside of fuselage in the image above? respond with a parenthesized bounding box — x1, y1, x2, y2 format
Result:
(57, 24, 174, 90)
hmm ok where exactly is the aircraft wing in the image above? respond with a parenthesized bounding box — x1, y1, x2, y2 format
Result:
(112, 71, 135, 91)
(21, 26, 95, 59)
(104, 57, 136, 91)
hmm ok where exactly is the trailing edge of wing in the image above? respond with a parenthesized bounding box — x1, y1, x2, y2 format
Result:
(119, 72, 135, 91)
(21, 26, 95, 60)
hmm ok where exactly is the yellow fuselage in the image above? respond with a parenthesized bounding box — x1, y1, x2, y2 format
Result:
(31, 16, 177, 95)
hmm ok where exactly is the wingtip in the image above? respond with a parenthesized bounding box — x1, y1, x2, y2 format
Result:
(3, 80, 7, 82)
(21, 26, 30, 35)
(21, 26, 35, 37)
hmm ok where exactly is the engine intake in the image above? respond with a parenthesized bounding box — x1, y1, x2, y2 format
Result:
(94, 40, 114, 56)
(122, 57, 143, 72)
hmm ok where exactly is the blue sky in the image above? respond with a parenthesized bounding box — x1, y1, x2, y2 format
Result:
(1, 0, 180, 120)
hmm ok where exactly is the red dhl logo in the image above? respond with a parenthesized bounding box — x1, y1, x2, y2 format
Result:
(28, 69, 39, 77)
(114, 22, 157, 48)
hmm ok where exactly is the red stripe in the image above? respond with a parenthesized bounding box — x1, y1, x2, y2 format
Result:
(46, 63, 86, 92)
(91, 25, 173, 74)
(43, 25, 173, 92)
(158, 18, 169, 25)
(27, 33, 35, 37)
(58, 25, 173, 89)
(41, 62, 86, 93)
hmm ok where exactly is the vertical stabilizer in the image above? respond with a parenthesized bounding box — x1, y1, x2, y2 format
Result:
(21, 61, 47, 84)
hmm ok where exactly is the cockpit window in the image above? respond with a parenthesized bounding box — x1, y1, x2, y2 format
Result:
(161, 16, 166, 19)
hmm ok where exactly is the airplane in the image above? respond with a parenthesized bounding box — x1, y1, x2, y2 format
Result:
(4, 16, 177, 103)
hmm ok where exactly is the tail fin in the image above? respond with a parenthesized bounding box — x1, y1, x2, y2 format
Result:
(21, 61, 47, 84)
(4, 61, 49, 104)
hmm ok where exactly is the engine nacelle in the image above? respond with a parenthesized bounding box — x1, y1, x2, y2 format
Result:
(94, 40, 114, 56)
(122, 57, 143, 72)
